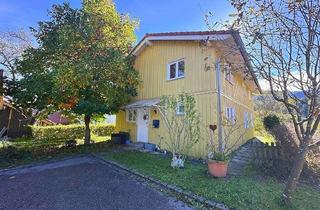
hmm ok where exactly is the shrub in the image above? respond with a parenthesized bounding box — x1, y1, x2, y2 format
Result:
(91, 124, 115, 136)
(30, 124, 115, 140)
(263, 114, 280, 130)
(0, 146, 31, 159)
(306, 152, 320, 177)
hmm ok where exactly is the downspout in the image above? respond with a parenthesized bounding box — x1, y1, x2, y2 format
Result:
(215, 58, 224, 152)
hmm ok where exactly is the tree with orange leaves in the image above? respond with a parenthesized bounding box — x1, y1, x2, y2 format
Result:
(12, 1, 140, 144)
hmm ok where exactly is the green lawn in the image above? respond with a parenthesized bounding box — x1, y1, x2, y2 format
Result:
(102, 150, 320, 210)
(0, 136, 111, 169)
(1, 137, 319, 210)
(1, 135, 110, 149)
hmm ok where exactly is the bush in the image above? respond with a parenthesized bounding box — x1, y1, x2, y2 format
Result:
(263, 114, 280, 130)
(306, 152, 320, 177)
(91, 124, 115, 136)
(30, 124, 115, 140)
(254, 116, 275, 143)
(0, 146, 31, 159)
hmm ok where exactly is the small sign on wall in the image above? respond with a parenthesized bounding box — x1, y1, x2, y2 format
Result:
(153, 120, 160, 128)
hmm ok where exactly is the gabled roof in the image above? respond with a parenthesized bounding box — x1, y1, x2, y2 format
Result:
(131, 30, 262, 94)
(132, 30, 234, 56)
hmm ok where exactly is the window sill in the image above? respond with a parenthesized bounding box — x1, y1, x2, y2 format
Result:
(167, 76, 185, 81)
(127, 121, 136, 124)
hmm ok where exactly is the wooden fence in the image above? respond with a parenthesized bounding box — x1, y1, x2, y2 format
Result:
(250, 141, 295, 169)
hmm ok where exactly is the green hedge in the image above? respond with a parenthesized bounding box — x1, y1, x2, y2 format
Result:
(30, 124, 115, 140)
(91, 124, 115, 136)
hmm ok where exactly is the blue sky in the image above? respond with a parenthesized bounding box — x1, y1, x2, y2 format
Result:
(0, 0, 234, 41)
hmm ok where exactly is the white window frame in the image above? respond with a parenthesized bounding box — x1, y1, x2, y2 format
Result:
(126, 109, 137, 123)
(224, 63, 234, 84)
(250, 113, 254, 127)
(176, 102, 185, 115)
(226, 107, 236, 124)
(167, 59, 185, 81)
(244, 112, 250, 128)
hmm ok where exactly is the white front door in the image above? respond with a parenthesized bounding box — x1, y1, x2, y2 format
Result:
(137, 108, 149, 143)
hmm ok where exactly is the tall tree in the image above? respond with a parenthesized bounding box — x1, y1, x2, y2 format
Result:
(228, 0, 320, 203)
(0, 29, 32, 81)
(13, 1, 140, 144)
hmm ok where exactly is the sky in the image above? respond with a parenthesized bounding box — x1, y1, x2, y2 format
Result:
(0, 0, 271, 90)
(0, 0, 234, 41)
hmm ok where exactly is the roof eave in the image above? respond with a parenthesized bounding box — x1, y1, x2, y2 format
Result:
(231, 31, 263, 94)
(130, 30, 262, 94)
(131, 32, 233, 56)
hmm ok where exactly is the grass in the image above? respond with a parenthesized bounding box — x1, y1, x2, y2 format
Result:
(256, 134, 276, 144)
(102, 150, 320, 210)
(254, 116, 276, 145)
(0, 135, 112, 169)
(1, 134, 318, 209)
(1, 135, 110, 149)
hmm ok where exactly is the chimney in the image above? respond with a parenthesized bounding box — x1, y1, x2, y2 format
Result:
(0, 69, 3, 110)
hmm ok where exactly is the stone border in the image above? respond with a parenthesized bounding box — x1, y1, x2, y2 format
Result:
(92, 154, 230, 210)
(0, 153, 230, 209)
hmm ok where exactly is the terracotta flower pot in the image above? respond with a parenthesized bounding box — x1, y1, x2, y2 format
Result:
(207, 159, 229, 178)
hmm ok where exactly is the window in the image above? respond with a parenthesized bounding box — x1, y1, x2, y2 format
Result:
(167, 59, 185, 80)
(250, 113, 254, 127)
(126, 109, 137, 122)
(244, 112, 254, 128)
(244, 112, 250, 128)
(224, 63, 234, 84)
(176, 102, 185, 115)
(226, 107, 236, 124)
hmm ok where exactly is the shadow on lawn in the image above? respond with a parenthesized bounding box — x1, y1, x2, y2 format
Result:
(0, 139, 115, 169)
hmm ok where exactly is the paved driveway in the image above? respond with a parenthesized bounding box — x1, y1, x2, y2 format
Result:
(0, 156, 191, 210)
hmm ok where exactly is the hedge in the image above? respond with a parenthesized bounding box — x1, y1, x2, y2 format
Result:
(30, 124, 115, 140)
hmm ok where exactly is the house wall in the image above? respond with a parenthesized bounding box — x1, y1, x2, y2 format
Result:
(221, 73, 255, 143)
(116, 40, 255, 158)
(115, 110, 137, 139)
(134, 41, 217, 98)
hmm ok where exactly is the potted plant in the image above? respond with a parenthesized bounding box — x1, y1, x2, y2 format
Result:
(207, 120, 247, 177)
(207, 151, 229, 178)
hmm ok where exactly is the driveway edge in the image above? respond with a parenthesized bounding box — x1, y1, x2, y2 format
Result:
(0, 154, 89, 175)
(92, 154, 230, 210)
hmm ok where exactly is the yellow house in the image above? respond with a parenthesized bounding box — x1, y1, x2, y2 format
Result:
(116, 30, 262, 158)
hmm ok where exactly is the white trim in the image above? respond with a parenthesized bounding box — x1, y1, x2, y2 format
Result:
(250, 113, 254, 127)
(176, 102, 185, 115)
(244, 112, 249, 128)
(132, 34, 232, 56)
(122, 98, 160, 109)
(167, 58, 185, 81)
(126, 109, 137, 123)
(136, 108, 149, 143)
(225, 107, 236, 124)
(147, 34, 231, 41)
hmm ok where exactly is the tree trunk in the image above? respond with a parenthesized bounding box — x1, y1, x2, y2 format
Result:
(282, 136, 312, 203)
(84, 114, 91, 145)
